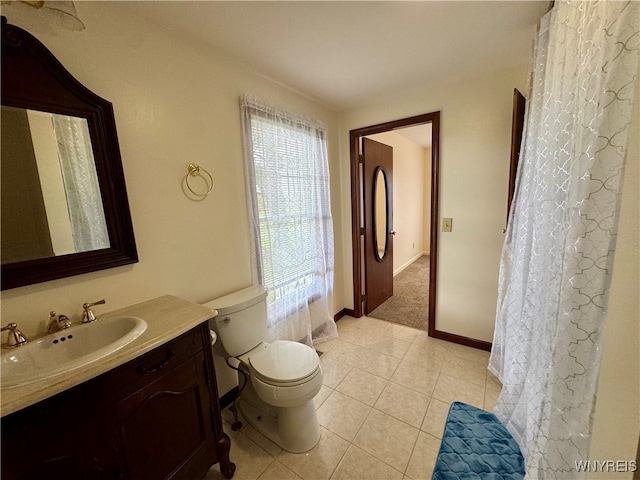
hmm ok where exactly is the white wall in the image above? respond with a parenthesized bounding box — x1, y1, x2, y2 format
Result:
(0, 3, 343, 397)
(340, 65, 528, 342)
(367, 131, 427, 273)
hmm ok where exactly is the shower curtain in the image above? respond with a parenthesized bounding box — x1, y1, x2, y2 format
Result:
(489, 2, 639, 479)
(53, 114, 109, 253)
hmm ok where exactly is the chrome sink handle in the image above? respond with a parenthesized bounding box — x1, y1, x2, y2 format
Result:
(1, 323, 28, 347)
(48, 311, 72, 333)
(82, 299, 106, 323)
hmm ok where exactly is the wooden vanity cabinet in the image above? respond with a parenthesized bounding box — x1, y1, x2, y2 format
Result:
(1, 322, 235, 480)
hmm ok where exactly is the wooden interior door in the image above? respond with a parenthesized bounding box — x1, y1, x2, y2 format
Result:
(363, 137, 394, 314)
(508, 88, 526, 219)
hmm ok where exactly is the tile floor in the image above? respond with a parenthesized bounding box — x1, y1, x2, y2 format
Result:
(206, 315, 502, 480)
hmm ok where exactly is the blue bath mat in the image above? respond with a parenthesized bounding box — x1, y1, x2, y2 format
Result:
(432, 402, 525, 480)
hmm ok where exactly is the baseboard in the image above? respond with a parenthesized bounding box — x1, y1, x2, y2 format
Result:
(334, 308, 355, 321)
(394, 252, 429, 277)
(219, 386, 239, 410)
(432, 329, 492, 352)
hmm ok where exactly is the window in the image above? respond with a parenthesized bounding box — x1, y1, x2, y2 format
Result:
(240, 96, 334, 337)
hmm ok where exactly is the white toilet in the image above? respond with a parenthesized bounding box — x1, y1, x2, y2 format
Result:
(203, 286, 323, 453)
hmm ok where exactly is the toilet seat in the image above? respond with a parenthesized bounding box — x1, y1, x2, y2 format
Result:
(247, 340, 320, 387)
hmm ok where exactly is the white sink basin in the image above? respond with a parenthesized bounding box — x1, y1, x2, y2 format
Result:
(1, 316, 147, 387)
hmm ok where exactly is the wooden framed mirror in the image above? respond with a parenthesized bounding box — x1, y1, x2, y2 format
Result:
(373, 166, 389, 261)
(1, 17, 138, 290)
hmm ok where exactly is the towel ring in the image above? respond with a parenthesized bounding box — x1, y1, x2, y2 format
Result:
(184, 163, 214, 199)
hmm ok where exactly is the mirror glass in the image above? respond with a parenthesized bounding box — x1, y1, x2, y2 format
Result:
(1, 106, 110, 264)
(373, 167, 388, 261)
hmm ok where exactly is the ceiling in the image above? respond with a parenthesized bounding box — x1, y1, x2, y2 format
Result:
(396, 123, 433, 148)
(117, 1, 549, 112)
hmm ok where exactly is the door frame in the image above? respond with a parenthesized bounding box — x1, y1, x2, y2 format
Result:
(349, 111, 440, 337)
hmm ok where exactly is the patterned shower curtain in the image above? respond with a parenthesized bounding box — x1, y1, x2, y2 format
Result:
(53, 114, 109, 252)
(489, 2, 639, 479)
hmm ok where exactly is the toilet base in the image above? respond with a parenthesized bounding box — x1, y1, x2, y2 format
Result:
(237, 391, 320, 453)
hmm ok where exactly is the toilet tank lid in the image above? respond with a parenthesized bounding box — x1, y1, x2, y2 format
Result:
(203, 285, 267, 316)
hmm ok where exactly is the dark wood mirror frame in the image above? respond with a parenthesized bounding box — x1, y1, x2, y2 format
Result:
(1, 17, 138, 290)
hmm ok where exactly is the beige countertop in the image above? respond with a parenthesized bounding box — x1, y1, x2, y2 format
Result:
(0, 295, 217, 417)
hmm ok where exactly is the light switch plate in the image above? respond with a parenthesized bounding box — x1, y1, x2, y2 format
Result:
(442, 217, 453, 232)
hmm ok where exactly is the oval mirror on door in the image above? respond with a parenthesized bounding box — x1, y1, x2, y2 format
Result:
(373, 167, 389, 261)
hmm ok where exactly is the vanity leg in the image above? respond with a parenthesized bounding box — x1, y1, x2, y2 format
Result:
(217, 433, 236, 479)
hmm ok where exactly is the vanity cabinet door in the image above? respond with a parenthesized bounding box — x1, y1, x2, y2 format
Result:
(102, 352, 215, 480)
(0, 383, 108, 480)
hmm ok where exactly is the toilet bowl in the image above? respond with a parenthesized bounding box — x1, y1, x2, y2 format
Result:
(203, 286, 323, 453)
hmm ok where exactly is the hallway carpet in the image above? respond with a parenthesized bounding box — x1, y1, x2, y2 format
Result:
(368, 255, 429, 330)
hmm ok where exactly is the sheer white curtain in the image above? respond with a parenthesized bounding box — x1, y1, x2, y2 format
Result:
(53, 114, 109, 252)
(240, 95, 338, 346)
(489, 2, 639, 478)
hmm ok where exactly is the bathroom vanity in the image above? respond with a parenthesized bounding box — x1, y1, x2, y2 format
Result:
(1, 296, 235, 480)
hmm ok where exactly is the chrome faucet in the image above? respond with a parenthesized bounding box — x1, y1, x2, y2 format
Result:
(48, 311, 72, 333)
(82, 299, 106, 323)
(1, 323, 28, 347)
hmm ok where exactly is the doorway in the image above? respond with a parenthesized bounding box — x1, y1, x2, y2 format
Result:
(349, 111, 440, 336)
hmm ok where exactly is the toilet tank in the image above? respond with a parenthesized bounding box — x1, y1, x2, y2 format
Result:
(203, 285, 268, 357)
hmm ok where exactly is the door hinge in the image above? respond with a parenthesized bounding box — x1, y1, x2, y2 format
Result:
(358, 154, 364, 164)
(360, 227, 365, 236)
(362, 294, 367, 302)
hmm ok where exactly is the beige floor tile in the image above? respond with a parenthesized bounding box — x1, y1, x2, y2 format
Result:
(277, 427, 350, 480)
(367, 337, 412, 359)
(241, 423, 283, 457)
(315, 384, 334, 409)
(225, 432, 274, 480)
(335, 316, 364, 328)
(402, 342, 447, 371)
(331, 445, 403, 480)
(374, 382, 430, 428)
(361, 316, 395, 330)
(349, 328, 392, 350)
(204, 464, 227, 480)
(484, 387, 501, 412)
(317, 390, 371, 442)
(440, 352, 487, 386)
(321, 355, 353, 388)
(405, 431, 442, 480)
(222, 405, 251, 437)
(223, 406, 274, 452)
(353, 409, 419, 473)
(358, 349, 400, 379)
(257, 460, 302, 480)
(315, 337, 343, 354)
(322, 341, 369, 367)
(336, 320, 390, 348)
(387, 324, 421, 343)
(390, 361, 439, 396)
(217, 335, 506, 480)
(412, 333, 451, 352)
(222, 417, 241, 440)
(420, 398, 451, 438)
(486, 371, 503, 390)
(432, 374, 485, 408)
(446, 342, 490, 365)
(336, 368, 387, 406)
